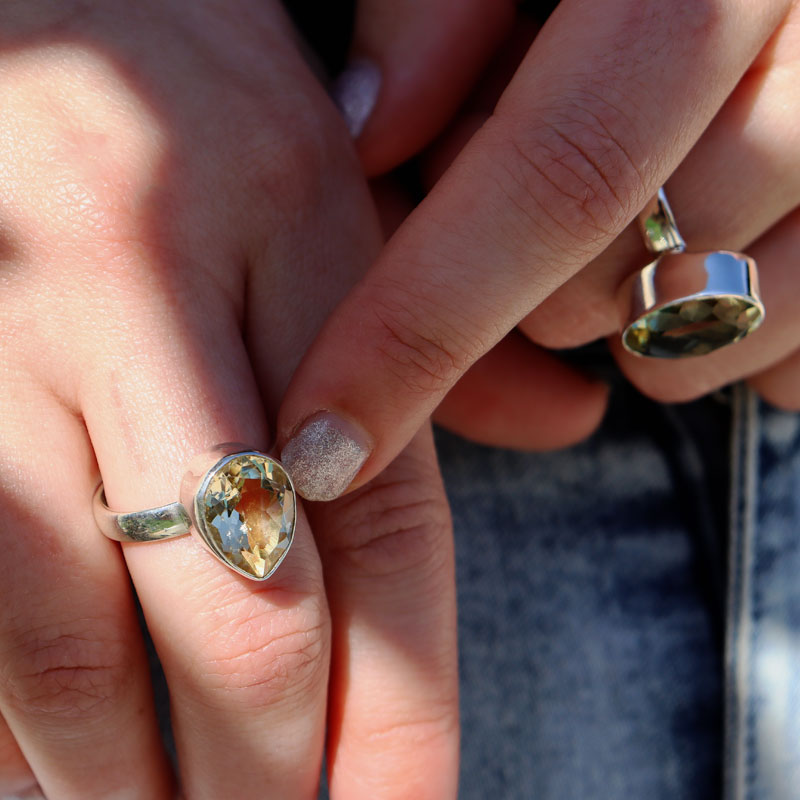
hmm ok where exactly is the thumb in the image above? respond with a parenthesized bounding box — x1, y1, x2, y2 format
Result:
(332, 0, 514, 175)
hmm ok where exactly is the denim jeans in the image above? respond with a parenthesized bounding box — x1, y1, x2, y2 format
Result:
(437, 375, 800, 800)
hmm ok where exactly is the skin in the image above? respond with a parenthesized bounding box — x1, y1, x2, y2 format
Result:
(4, 1, 800, 797)
(0, 2, 458, 798)
(279, 0, 800, 483)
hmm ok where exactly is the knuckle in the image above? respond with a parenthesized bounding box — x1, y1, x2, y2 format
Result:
(749, 375, 800, 413)
(237, 108, 336, 218)
(341, 706, 459, 800)
(362, 704, 459, 752)
(767, 396, 800, 413)
(2, 620, 130, 720)
(324, 461, 453, 580)
(370, 282, 482, 398)
(194, 590, 329, 708)
(3, 50, 163, 248)
(766, 392, 800, 412)
(673, 0, 726, 41)
(496, 95, 647, 259)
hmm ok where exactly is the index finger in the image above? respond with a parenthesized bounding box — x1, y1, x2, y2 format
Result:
(279, 0, 791, 498)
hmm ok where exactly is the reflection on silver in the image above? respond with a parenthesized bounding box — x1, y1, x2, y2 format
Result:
(93, 486, 190, 542)
(622, 189, 764, 358)
(638, 187, 686, 255)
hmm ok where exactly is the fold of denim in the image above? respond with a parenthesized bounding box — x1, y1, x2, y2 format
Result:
(725, 386, 800, 800)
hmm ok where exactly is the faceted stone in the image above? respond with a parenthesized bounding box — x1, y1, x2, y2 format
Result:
(623, 296, 763, 358)
(200, 454, 295, 579)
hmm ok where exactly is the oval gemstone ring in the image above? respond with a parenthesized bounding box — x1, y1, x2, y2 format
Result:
(621, 188, 765, 358)
(93, 444, 296, 581)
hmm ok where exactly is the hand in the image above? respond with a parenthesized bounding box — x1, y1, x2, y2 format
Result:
(0, 3, 457, 798)
(278, 0, 800, 494)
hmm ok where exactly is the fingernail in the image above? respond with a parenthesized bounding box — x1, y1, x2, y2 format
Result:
(281, 412, 371, 501)
(331, 58, 381, 138)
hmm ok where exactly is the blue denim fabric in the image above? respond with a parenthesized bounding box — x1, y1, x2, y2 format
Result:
(435, 379, 800, 800)
(726, 388, 800, 800)
(438, 378, 727, 799)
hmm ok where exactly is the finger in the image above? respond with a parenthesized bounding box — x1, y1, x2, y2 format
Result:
(0, 713, 38, 799)
(332, 0, 514, 174)
(419, 29, 612, 450)
(0, 386, 173, 800)
(749, 348, 800, 411)
(418, 13, 542, 188)
(80, 272, 330, 799)
(420, 7, 800, 351)
(434, 332, 609, 450)
(521, 8, 800, 348)
(309, 426, 459, 800)
(241, 82, 462, 797)
(279, 0, 789, 499)
(610, 207, 800, 403)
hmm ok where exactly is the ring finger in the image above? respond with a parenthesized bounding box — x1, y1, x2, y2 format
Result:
(80, 278, 331, 800)
(0, 383, 174, 799)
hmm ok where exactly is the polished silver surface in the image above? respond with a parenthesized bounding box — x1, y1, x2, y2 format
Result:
(624, 187, 765, 358)
(93, 443, 256, 545)
(638, 187, 686, 254)
(622, 250, 764, 358)
(93, 485, 191, 543)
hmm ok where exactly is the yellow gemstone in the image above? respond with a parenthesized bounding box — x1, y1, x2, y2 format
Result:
(623, 296, 763, 358)
(201, 454, 295, 579)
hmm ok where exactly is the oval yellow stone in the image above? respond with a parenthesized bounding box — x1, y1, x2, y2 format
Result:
(199, 454, 295, 579)
(623, 296, 763, 358)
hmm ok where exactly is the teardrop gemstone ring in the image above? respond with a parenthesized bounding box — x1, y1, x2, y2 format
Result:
(93, 445, 296, 581)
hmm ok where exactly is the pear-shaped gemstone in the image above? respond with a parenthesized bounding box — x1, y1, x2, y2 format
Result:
(200, 454, 295, 579)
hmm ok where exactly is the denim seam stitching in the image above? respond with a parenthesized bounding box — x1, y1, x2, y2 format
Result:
(724, 384, 759, 800)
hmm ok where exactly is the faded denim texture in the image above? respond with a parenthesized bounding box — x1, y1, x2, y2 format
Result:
(434, 378, 800, 800)
(726, 388, 800, 800)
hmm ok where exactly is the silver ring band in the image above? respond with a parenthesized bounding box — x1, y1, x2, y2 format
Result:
(638, 187, 686, 255)
(93, 488, 191, 542)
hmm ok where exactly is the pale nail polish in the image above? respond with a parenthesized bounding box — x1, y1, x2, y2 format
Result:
(281, 412, 371, 501)
(331, 59, 381, 138)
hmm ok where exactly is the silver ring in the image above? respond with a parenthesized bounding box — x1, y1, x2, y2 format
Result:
(621, 189, 765, 358)
(93, 444, 296, 581)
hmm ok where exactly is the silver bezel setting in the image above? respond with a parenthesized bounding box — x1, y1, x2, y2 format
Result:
(181, 445, 296, 582)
